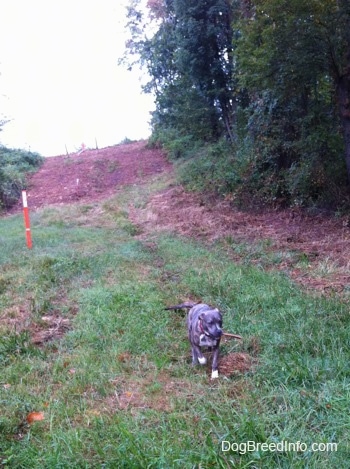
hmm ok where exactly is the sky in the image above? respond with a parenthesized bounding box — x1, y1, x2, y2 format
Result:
(0, 0, 154, 156)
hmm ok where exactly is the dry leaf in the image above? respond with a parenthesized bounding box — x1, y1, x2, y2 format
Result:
(117, 352, 131, 363)
(26, 411, 45, 424)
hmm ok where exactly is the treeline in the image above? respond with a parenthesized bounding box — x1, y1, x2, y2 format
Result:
(0, 144, 43, 210)
(125, 0, 350, 211)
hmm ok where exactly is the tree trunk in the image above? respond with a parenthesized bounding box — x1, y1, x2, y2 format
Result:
(336, 1, 350, 184)
(339, 100, 350, 184)
(336, 52, 350, 184)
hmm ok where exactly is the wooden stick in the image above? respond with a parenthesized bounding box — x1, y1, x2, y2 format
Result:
(222, 332, 242, 340)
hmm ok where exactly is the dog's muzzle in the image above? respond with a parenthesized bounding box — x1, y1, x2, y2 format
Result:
(199, 319, 222, 340)
(199, 333, 220, 347)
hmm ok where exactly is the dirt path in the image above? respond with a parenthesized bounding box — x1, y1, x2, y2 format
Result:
(7, 140, 350, 295)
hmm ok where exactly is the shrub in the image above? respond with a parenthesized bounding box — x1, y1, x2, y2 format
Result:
(177, 139, 241, 196)
(175, 133, 350, 212)
(148, 127, 202, 160)
(0, 146, 43, 209)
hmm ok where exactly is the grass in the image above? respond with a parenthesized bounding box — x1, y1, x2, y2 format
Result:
(0, 179, 349, 468)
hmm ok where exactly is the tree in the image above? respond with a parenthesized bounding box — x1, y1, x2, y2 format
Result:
(333, 0, 350, 182)
(233, 0, 349, 206)
(122, 0, 350, 208)
(124, 0, 236, 144)
(174, 0, 236, 140)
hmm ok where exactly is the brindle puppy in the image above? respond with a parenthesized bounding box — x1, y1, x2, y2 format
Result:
(165, 302, 223, 379)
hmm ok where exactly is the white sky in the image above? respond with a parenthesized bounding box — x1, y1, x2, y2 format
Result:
(0, 0, 154, 156)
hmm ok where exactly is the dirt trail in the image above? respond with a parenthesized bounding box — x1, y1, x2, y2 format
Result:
(7, 140, 350, 294)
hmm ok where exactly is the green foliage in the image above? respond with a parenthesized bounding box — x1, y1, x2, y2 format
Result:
(123, 0, 350, 211)
(233, 0, 350, 208)
(125, 0, 235, 144)
(177, 139, 242, 195)
(0, 146, 43, 209)
(151, 78, 223, 144)
(149, 126, 202, 159)
(177, 132, 349, 209)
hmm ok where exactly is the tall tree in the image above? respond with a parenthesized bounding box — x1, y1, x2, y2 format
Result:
(333, 0, 350, 182)
(124, 0, 236, 143)
(174, 0, 236, 140)
(236, 0, 350, 186)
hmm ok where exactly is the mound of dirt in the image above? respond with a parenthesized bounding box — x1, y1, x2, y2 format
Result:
(8, 141, 172, 212)
(219, 352, 254, 376)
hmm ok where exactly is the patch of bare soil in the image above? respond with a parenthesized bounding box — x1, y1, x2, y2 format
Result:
(8, 140, 172, 212)
(96, 361, 253, 415)
(107, 372, 196, 413)
(31, 315, 71, 345)
(219, 352, 254, 377)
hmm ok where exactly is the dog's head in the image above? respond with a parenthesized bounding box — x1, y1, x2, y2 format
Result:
(199, 309, 222, 340)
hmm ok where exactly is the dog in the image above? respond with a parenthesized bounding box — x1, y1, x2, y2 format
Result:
(165, 302, 223, 379)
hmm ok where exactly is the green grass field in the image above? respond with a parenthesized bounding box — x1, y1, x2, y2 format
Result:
(0, 177, 349, 468)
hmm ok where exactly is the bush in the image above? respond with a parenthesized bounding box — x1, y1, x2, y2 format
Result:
(175, 134, 350, 212)
(148, 127, 202, 160)
(177, 139, 243, 196)
(0, 146, 43, 209)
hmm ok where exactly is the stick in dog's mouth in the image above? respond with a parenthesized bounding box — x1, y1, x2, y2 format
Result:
(222, 332, 242, 340)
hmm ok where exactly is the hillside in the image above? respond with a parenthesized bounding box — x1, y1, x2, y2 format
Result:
(8, 141, 171, 210)
(7, 140, 350, 295)
(1, 140, 349, 466)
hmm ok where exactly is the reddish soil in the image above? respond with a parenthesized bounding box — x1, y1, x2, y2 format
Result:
(8, 140, 172, 211)
(6, 140, 350, 295)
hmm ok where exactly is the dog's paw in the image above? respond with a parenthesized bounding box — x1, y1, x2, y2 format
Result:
(211, 370, 219, 379)
(198, 356, 207, 365)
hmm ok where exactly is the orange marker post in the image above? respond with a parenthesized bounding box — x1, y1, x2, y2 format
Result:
(22, 190, 32, 249)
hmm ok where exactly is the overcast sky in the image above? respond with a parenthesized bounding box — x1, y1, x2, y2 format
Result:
(0, 0, 154, 156)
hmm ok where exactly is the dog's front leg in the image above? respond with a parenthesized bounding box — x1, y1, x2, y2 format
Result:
(192, 344, 207, 365)
(211, 345, 220, 379)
